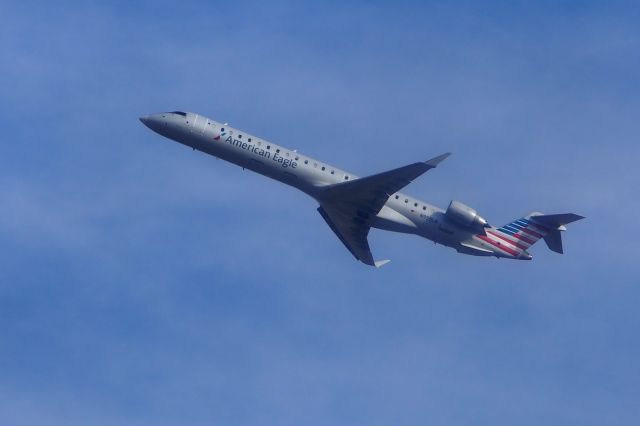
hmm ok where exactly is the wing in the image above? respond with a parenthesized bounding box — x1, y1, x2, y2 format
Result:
(317, 153, 450, 267)
(317, 205, 387, 267)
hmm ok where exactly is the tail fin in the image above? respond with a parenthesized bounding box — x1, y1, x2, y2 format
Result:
(495, 212, 584, 254)
(530, 213, 585, 253)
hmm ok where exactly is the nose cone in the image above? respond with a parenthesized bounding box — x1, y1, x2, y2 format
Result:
(139, 113, 166, 134)
(139, 115, 154, 128)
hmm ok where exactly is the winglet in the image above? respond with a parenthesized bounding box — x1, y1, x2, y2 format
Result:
(374, 259, 391, 268)
(425, 152, 451, 168)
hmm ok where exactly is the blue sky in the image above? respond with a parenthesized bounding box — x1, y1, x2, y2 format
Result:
(1, 1, 639, 424)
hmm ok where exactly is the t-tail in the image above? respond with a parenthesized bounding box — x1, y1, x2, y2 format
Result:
(488, 212, 585, 257)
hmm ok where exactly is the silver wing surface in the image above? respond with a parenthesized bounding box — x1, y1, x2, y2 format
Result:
(317, 153, 450, 267)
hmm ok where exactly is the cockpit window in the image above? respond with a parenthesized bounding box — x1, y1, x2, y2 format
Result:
(170, 111, 187, 116)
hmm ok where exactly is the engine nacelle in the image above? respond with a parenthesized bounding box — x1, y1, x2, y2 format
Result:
(445, 200, 489, 233)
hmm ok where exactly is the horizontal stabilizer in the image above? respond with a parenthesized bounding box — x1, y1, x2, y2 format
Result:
(531, 213, 585, 229)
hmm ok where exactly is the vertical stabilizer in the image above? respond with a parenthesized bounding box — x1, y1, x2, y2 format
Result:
(542, 229, 564, 253)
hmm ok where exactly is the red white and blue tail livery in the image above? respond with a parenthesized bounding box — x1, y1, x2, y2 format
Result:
(471, 213, 584, 260)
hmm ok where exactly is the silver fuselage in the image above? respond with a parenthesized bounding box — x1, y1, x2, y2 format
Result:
(140, 111, 529, 260)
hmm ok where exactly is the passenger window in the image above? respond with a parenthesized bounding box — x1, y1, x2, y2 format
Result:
(221, 128, 225, 132)
(248, 138, 252, 142)
(423, 206, 426, 210)
(295, 156, 299, 161)
(304, 160, 308, 164)
(331, 170, 335, 174)
(395, 195, 399, 199)
(238, 135, 242, 139)
(414, 203, 418, 207)
(345, 176, 349, 180)
(405, 199, 408, 203)
(321, 166, 325, 171)
(266, 145, 270, 150)
(276, 149, 280, 153)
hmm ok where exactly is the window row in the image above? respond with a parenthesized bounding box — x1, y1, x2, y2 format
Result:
(208, 126, 351, 180)
(226, 130, 350, 180)
(394, 194, 428, 211)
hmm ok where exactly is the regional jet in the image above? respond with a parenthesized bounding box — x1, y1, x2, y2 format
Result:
(140, 111, 583, 267)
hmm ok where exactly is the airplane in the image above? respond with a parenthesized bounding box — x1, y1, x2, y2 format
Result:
(140, 111, 584, 267)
